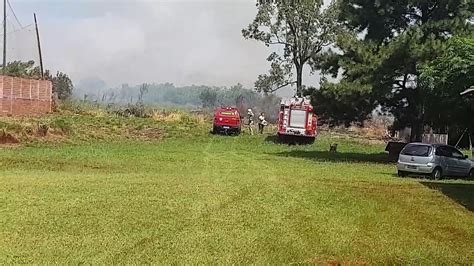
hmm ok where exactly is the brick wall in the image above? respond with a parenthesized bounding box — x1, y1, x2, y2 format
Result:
(0, 75, 52, 117)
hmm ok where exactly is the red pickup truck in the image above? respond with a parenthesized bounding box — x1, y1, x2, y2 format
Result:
(212, 107, 242, 135)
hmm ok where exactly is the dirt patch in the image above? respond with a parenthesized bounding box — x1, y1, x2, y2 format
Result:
(0, 131, 20, 145)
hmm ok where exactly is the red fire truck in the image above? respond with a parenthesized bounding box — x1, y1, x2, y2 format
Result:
(277, 97, 318, 144)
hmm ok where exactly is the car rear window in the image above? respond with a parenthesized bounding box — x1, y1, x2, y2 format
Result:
(401, 145, 432, 157)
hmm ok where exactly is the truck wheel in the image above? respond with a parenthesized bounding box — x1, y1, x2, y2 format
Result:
(398, 171, 407, 178)
(431, 167, 442, 180)
(212, 126, 217, 135)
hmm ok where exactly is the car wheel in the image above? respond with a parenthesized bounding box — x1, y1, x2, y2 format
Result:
(469, 169, 474, 180)
(431, 167, 442, 180)
(398, 170, 408, 178)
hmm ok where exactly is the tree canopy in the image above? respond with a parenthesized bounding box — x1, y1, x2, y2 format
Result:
(2, 60, 47, 80)
(420, 37, 474, 132)
(2, 60, 74, 100)
(312, 0, 473, 140)
(243, 0, 338, 95)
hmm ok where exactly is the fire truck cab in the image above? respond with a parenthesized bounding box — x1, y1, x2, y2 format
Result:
(278, 97, 318, 144)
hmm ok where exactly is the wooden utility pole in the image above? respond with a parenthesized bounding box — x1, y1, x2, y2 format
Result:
(34, 13, 44, 79)
(3, 0, 6, 73)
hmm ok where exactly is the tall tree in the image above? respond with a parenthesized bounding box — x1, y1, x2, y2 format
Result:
(243, 0, 338, 96)
(315, 0, 473, 141)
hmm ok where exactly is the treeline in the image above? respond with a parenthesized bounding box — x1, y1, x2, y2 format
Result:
(75, 82, 282, 121)
(78, 83, 207, 108)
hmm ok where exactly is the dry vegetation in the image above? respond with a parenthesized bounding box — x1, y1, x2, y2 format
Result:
(319, 118, 392, 146)
(0, 103, 209, 146)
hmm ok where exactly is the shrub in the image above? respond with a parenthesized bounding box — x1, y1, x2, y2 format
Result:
(51, 118, 74, 134)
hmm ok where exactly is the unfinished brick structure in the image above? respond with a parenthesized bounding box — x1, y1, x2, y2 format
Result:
(0, 75, 52, 116)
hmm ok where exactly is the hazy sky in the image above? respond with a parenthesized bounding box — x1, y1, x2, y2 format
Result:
(6, 0, 324, 95)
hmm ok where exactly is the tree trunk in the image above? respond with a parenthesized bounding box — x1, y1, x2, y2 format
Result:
(410, 105, 424, 142)
(409, 83, 424, 142)
(296, 64, 303, 97)
(410, 121, 423, 142)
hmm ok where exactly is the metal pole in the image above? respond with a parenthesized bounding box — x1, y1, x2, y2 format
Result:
(455, 128, 468, 148)
(469, 131, 473, 157)
(3, 0, 6, 73)
(34, 13, 44, 79)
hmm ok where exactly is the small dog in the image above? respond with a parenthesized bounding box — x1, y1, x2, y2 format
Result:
(329, 143, 338, 153)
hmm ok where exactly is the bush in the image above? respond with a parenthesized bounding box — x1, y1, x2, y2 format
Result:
(51, 118, 74, 134)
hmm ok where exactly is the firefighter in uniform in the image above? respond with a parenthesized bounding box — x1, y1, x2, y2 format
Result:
(258, 112, 267, 134)
(247, 109, 255, 135)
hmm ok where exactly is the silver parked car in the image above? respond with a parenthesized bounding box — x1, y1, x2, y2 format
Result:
(397, 143, 474, 179)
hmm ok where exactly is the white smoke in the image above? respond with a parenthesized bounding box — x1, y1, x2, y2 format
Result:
(8, 0, 330, 97)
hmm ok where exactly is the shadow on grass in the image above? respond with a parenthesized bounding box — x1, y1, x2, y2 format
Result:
(273, 150, 390, 164)
(380, 171, 474, 181)
(265, 135, 315, 146)
(421, 182, 474, 212)
(265, 135, 279, 144)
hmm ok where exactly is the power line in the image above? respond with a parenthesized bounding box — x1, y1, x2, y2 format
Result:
(7, 17, 17, 31)
(0, 23, 33, 36)
(7, 0, 23, 28)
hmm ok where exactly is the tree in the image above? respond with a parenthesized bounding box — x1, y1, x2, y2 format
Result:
(307, 79, 376, 127)
(199, 88, 219, 108)
(52, 72, 74, 101)
(315, 0, 473, 141)
(3, 60, 44, 79)
(2, 60, 74, 101)
(226, 83, 259, 110)
(242, 0, 338, 96)
(138, 83, 149, 104)
(420, 37, 474, 133)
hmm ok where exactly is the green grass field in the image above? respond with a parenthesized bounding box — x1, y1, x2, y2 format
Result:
(1, 129, 474, 264)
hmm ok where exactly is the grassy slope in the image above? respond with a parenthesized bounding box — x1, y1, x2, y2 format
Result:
(0, 106, 208, 144)
(0, 122, 473, 264)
